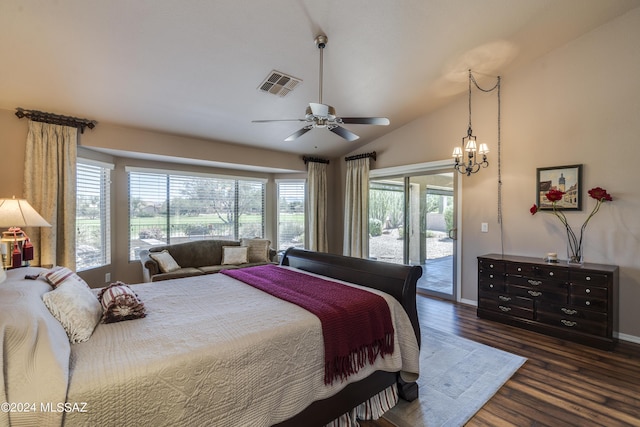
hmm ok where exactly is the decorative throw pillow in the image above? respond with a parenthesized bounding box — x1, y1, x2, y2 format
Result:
(42, 265, 87, 289)
(97, 282, 146, 323)
(150, 250, 181, 273)
(222, 246, 248, 265)
(241, 238, 271, 263)
(42, 278, 102, 343)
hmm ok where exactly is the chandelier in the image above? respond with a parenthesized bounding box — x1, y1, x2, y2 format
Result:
(453, 69, 501, 176)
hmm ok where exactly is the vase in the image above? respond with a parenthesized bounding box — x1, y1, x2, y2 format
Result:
(567, 243, 583, 265)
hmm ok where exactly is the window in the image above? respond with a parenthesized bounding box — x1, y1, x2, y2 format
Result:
(128, 169, 266, 260)
(76, 159, 112, 270)
(277, 180, 305, 251)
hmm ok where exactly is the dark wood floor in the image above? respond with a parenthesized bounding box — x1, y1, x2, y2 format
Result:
(362, 295, 640, 427)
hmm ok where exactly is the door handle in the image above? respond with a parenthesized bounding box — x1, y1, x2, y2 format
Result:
(448, 228, 457, 240)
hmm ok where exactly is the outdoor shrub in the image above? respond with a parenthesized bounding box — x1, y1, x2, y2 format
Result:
(369, 218, 383, 237)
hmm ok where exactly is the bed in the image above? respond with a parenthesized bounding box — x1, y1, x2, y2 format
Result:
(0, 248, 421, 427)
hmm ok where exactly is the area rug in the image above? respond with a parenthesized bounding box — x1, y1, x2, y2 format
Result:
(383, 326, 526, 427)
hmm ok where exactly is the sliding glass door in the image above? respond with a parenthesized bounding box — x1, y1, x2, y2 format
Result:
(369, 169, 457, 300)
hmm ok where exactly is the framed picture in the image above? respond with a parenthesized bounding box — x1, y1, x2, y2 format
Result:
(536, 164, 582, 210)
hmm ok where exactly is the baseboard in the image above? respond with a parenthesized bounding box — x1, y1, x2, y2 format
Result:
(617, 332, 640, 345)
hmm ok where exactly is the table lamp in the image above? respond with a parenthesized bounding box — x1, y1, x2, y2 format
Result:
(0, 196, 51, 269)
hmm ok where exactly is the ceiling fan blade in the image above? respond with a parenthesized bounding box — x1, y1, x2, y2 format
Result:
(284, 126, 313, 142)
(252, 119, 306, 123)
(339, 117, 390, 125)
(329, 125, 359, 141)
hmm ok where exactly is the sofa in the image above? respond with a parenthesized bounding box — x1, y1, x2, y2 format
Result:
(139, 238, 277, 282)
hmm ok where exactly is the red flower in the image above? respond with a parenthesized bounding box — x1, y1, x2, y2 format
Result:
(530, 185, 613, 264)
(588, 187, 612, 202)
(545, 189, 565, 203)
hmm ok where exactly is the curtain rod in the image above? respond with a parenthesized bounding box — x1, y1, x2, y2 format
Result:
(15, 107, 97, 134)
(303, 156, 330, 165)
(345, 151, 376, 162)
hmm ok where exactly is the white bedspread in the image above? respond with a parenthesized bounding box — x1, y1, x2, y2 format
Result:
(1, 266, 419, 427)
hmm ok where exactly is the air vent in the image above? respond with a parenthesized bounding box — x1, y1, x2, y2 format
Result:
(258, 70, 302, 97)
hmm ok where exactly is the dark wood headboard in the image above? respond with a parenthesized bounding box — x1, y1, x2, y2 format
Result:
(281, 248, 422, 347)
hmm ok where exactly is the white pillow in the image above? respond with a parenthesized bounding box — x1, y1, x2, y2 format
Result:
(222, 246, 248, 265)
(42, 278, 102, 343)
(241, 238, 271, 263)
(150, 250, 181, 273)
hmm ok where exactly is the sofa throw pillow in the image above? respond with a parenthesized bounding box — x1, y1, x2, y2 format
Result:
(222, 246, 248, 265)
(150, 250, 181, 273)
(241, 238, 271, 263)
(42, 278, 102, 343)
(42, 265, 88, 289)
(97, 282, 146, 323)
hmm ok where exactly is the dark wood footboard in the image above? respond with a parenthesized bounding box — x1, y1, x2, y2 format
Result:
(275, 248, 422, 427)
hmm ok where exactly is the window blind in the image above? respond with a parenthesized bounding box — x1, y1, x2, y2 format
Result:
(277, 180, 306, 251)
(76, 160, 111, 270)
(129, 170, 265, 260)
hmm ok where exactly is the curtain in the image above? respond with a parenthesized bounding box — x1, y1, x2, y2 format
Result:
(343, 157, 370, 258)
(23, 121, 78, 269)
(307, 161, 328, 252)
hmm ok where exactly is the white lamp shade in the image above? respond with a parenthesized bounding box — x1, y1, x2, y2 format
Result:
(478, 143, 489, 154)
(465, 139, 477, 152)
(452, 146, 463, 158)
(0, 198, 51, 228)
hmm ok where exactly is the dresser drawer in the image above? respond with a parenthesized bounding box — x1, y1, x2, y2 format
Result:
(478, 258, 505, 273)
(479, 296, 534, 320)
(570, 295, 607, 311)
(506, 275, 568, 293)
(506, 263, 568, 281)
(570, 283, 608, 300)
(508, 284, 567, 304)
(537, 302, 607, 323)
(570, 271, 610, 286)
(536, 312, 608, 336)
(479, 278, 505, 293)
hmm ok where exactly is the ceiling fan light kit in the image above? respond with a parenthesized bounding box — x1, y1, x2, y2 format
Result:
(252, 35, 390, 142)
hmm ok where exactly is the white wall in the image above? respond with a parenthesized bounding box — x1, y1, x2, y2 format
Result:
(343, 7, 640, 339)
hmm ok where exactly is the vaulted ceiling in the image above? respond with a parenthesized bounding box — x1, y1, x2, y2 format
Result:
(2, 0, 638, 158)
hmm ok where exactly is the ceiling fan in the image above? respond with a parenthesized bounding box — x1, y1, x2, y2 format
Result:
(252, 35, 390, 142)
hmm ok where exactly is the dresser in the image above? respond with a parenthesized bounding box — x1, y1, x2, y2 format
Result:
(477, 254, 618, 350)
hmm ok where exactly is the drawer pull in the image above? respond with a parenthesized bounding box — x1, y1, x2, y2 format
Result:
(585, 288, 591, 294)
(561, 320, 577, 327)
(586, 276, 591, 281)
(517, 267, 522, 272)
(489, 274, 494, 279)
(585, 301, 591, 306)
(528, 279, 542, 286)
(528, 290, 542, 297)
(489, 264, 494, 268)
(489, 284, 494, 288)
(499, 305, 511, 312)
(549, 271, 554, 276)
(561, 308, 578, 315)
(499, 295, 511, 302)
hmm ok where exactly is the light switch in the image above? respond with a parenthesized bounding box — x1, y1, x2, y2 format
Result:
(481, 223, 489, 233)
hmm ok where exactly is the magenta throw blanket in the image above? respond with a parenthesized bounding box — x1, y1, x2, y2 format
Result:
(222, 264, 394, 384)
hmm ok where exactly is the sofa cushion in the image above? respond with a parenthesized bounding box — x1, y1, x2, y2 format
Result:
(151, 267, 204, 282)
(150, 250, 181, 273)
(241, 238, 271, 263)
(222, 246, 248, 265)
